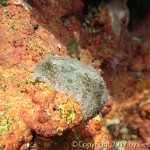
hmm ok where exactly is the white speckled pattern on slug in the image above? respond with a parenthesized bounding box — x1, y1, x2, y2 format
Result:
(31, 55, 108, 120)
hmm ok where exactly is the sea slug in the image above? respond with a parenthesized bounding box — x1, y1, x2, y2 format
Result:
(31, 55, 108, 120)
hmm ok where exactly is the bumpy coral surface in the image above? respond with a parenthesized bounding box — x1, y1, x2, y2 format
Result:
(0, 0, 150, 149)
(0, 66, 83, 149)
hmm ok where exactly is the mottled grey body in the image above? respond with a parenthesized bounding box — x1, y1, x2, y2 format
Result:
(31, 55, 108, 120)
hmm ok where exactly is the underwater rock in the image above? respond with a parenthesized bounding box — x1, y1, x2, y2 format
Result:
(31, 55, 108, 120)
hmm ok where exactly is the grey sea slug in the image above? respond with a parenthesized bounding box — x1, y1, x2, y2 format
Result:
(31, 55, 108, 120)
